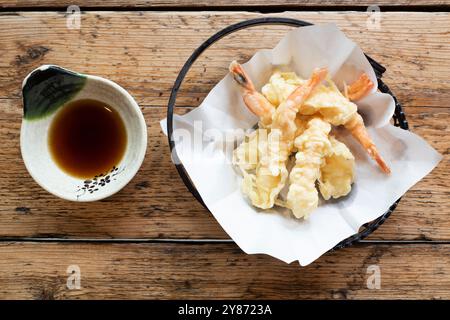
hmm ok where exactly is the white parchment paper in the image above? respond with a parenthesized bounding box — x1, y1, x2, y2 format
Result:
(161, 24, 442, 266)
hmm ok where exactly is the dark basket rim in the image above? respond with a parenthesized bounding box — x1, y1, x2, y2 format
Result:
(166, 17, 409, 251)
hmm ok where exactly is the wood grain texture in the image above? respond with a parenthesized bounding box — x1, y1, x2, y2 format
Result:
(1, 12, 449, 108)
(1, 0, 448, 9)
(0, 242, 449, 299)
(0, 12, 448, 240)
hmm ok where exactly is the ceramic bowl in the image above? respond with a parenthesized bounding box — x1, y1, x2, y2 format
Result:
(20, 65, 147, 201)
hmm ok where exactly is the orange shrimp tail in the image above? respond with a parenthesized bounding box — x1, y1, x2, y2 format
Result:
(347, 73, 374, 101)
(229, 61, 274, 123)
(346, 114, 391, 174)
(310, 67, 329, 86)
(287, 67, 328, 107)
(373, 149, 391, 174)
(363, 139, 391, 174)
(229, 60, 255, 91)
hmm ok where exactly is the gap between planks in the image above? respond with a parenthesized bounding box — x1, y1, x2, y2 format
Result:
(1, 238, 450, 244)
(0, 242, 449, 299)
(0, 6, 449, 13)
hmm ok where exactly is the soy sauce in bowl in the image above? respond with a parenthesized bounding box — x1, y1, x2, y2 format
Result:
(48, 99, 127, 179)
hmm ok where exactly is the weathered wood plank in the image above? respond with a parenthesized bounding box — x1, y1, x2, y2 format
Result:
(1, 0, 448, 9)
(0, 105, 447, 240)
(0, 242, 448, 299)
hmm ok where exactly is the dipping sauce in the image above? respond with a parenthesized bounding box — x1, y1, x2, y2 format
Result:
(48, 99, 127, 179)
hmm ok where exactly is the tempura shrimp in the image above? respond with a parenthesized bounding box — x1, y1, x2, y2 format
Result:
(240, 130, 289, 209)
(343, 74, 390, 173)
(230, 62, 287, 208)
(286, 118, 332, 218)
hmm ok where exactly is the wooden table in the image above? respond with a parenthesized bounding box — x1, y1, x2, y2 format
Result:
(0, 1, 449, 300)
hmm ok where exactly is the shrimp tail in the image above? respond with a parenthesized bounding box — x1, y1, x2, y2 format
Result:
(310, 68, 329, 88)
(287, 67, 328, 107)
(347, 73, 374, 101)
(229, 61, 275, 126)
(345, 114, 391, 174)
(229, 60, 255, 91)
